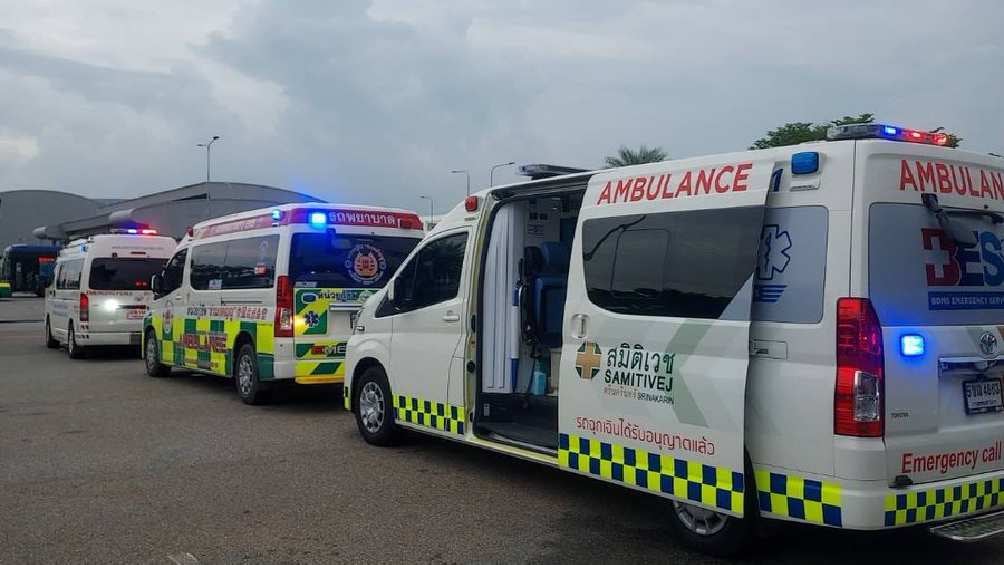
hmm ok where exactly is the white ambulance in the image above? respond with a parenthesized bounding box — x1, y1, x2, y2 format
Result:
(143, 203, 424, 404)
(44, 230, 176, 358)
(344, 124, 1004, 555)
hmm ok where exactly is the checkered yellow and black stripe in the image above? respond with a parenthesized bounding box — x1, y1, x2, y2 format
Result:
(885, 477, 1004, 526)
(393, 395, 466, 435)
(755, 470, 842, 527)
(558, 433, 744, 515)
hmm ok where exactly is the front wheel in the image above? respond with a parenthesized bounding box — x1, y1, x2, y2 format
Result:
(353, 366, 400, 446)
(234, 342, 269, 405)
(144, 330, 170, 378)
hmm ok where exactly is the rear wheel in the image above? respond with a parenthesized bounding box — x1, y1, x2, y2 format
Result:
(234, 342, 269, 405)
(354, 366, 400, 446)
(44, 317, 58, 349)
(144, 329, 170, 378)
(66, 322, 85, 359)
(665, 463, 756, 557)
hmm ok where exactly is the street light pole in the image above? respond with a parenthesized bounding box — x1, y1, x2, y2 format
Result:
(450, 169, 470, 196)
(196, 135, 221, 183)
(419, 195, 434, 228)
(490, 161, 515, 187)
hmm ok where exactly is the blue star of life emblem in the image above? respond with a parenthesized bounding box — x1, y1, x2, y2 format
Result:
(304, 311, 320, 328)
(757, 224, 792, 281)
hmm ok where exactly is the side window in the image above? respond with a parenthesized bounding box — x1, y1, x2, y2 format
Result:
(394, 232, 468, 313)
(221, 235, 279, 289)
(161, 249, 188, 295)
(54, 264, 65, 290)
(190, 242, 227, 290)
(58, 260, 83, 290)
(751, 206, 828, 324)
(582, 208, 762, 319)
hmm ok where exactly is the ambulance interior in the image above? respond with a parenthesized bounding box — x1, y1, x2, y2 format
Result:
(478, 191, 584, 451)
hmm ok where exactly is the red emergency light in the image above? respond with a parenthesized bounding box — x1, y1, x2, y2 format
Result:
(827, 123, 952, 146)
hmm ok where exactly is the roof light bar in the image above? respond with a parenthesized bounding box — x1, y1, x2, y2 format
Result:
(827, 123, 950, 146)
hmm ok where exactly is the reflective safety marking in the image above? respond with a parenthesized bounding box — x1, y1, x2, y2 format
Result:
(755, 469, 842, 527)
(393, 395, 466, 435)
(343, 382, 351, 410)
(294, 360, 344, 380)
(148, 314, 275, 378)
(558, 433, 744, 515)
(885, 477, 1004, 526)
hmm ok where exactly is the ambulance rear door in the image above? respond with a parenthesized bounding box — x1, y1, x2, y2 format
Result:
(559, 155, 776, 517)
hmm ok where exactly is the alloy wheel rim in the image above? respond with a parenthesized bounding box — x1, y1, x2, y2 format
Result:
(238, 354, 254, 396)
(359, 382, 385, 433)
(146, 337, 157, 371)
(672, 501, 728, 536)
(68, 327, 75, 354)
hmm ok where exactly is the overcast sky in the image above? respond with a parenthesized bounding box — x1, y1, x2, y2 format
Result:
(1, 0, 1001, 210)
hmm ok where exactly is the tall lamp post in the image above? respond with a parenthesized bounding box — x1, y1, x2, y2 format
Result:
(450, 169, 470, 196)
(490, 161, 515, 187)
(196, 135, 221, 183)
(419, 195, 434, 229)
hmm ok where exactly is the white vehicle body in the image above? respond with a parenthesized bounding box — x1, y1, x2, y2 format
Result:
(45, 232, 176, 354)
(345, 133, 1004, 547)
(143, 203, 424, 402)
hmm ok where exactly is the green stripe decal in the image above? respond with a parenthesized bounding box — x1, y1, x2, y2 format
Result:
(311, 362, 342, 375)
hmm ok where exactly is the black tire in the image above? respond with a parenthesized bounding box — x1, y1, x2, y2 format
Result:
(234, 342, 269, 405)
(44, 317, 58, 349)
(665, 462, 757, 558)
(143, 329, 170, 378)
(66, 322, 86, 359)
(353, 366, 400, 446)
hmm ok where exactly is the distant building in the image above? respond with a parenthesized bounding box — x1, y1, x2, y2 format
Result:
(0, 190, 103, 251)
(18, 181, 322, 245)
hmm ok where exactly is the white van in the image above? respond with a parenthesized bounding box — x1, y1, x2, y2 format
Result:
(344, 124, 1004, 555)
(44, 230, 176, 358)
(143, 203, 424, 404)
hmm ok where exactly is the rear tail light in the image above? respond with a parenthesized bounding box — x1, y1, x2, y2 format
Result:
(465, 195, 479, 212)
(274, 275, 293, 338)
(79, 293, 90, 322)
(834, 298, 884, 437)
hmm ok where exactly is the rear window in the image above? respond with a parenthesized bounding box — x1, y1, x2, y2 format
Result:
(289, 233, 419, 288)
(582, 207, 763, 320)
(869, 203, 1004, 326)
(88, 258, 165, 290)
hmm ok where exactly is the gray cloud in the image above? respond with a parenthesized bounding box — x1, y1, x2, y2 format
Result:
(0, 0, 1002, 212)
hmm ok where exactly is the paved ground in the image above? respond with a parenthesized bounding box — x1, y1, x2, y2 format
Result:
(3, 296, 1004, 563)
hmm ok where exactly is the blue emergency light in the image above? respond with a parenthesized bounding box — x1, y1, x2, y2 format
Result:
(271, 209, 282, 221)
(900, 334, 925, 357)
(308, 211, 328, 228)
(827, 123, 950, 146)
(791, 152, 819, 175)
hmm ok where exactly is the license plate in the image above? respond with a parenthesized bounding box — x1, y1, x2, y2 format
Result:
(963, 378, 1004, 415)
(125, 308, 146, 320)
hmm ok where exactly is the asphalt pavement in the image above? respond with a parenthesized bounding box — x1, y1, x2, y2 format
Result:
(2, 296, 1004, 564)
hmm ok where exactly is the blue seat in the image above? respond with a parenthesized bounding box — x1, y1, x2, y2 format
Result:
(531, 242, 570, 349)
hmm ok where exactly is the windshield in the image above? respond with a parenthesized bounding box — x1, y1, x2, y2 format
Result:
(88, 258, 166, 290)
(289, 233, 420, 288)
(869, 203, 1004, 326)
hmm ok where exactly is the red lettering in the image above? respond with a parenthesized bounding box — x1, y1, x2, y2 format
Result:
(646, 175, 661, 200)
(714, 165, 734, 193)
(900, 159, 918, 191)
(733, 162, 752, 191)
(901, 452, 913, 473)
(614, 179, 632, 202)
(675, 171, 693, 197)
(964, 167, 978, 197)
(696, 168, 716, 194)
(630, 177, 646, 201)
(660, 173, 674, 199)
(981, 170, 993, 199)
(916, 161, 936, 191)
(993, 172, 1004, 200)
(935, 163, 953, 193)
(949, 164, 965, 195)
(597, 181, 612, 204)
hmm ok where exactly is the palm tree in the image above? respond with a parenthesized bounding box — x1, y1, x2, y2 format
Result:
(604, 145, 668, 168)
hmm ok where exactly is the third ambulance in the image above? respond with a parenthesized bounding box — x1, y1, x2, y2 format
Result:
(344, 124, 1004, 555)
(143, 203, 424, 404)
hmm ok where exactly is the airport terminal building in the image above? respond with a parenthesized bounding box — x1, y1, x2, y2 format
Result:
(0, 181, 321, 250)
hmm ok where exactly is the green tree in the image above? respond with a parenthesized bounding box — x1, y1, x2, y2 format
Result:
(749, 113, 875, 150)
(604, 145, 668, 168)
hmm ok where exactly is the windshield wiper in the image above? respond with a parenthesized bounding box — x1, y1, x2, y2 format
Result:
(921, 194, 1001, 246)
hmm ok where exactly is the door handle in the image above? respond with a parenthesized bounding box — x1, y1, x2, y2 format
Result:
(442, 313, 460, 323)
(570, 313, 588, 339)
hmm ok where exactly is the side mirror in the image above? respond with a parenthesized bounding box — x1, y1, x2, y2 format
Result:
(151, 273, 162, 295)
